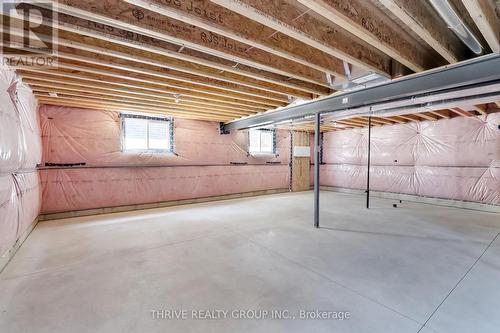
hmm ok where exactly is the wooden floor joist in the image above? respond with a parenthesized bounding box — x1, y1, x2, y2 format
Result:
(2, 0, 498, 123)
(296, 0, 443, 72)
(20, 74, 263, 113)
(414, 112, 438, 121)
(16, 64, 278, 110)
(37, 99, 235, 122)
(36, 96, 238, 121)
(124, 0, 349, 78)
(210, 0, 393, 77)
(3, 14, 321, 99)
(387, 116, 408, 124)
(397, 114, 425, 122)
(32, 88, 254, 116)
(450, 108, 474, 117)
(378, 0, 465, 63)
(461, 0, 500, 53)
(5, 32, 287, 107)
(51, 0, 334, 88)
(473, 105, 488, 115)
(429, 110, 451, 119)
(25, 79, 256, 114)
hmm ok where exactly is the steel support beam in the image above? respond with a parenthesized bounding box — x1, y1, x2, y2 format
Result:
(222, 54, 500, 131)
(313, 112, 321, 228)
(366, 115, 372, 209)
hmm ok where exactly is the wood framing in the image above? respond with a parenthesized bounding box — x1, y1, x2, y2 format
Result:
(25, 79, 256, 113)
(2, 0, 498, 123)
(473, 105, 488, 115)
(378, 0, 466, 62)
(291, 131, 311, 192)
(16, 67, 273, 110)
(34, 12, 327, 96)
(449, 108, 474, 117)
(37, 97, 236, 122)
(461, 0, 500, 53)
(124, 0, 348, 77)
(211, 0, 393, 76)
(20, 73, 264, 113)
(296, 0, 443, 72)
(50, 0, 334, 87)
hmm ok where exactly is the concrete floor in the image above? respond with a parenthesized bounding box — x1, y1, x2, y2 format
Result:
(1, 192, 500, 333)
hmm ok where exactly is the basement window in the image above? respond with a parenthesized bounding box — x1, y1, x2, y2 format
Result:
(121, 114, 173, 152)
(249, 129, 276, 154)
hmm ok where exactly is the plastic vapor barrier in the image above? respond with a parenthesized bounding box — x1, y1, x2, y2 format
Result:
(0, 64, 41, 259)
(319, 113, 500, 204)
(39, 106, 291, 213)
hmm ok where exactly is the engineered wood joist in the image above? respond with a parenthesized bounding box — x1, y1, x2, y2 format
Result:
(49, 0, 334, 88)
(384, 116, 407, 124)
(296, 0, 443, 72)
(335, 119, 366, 128)
(37, 99, 235, 122)
(369, 117, 395, 125)
(429, 110, 451, 119)
(461, 0, 500, 53)
(16, 67, 271, 110)
(18, 29, 291, 102)
(378, 0, 466, 63)
(414, 112, 438, 121)
(35, 93, 248, 119)
(36, 96, 237, 121)
(52, 46, 287, 105)
(2, 13, 320, 99)
(24, 78, 255, 113)
(473, 105, 488, 115)
(346, 117, 380, 126)
(32, 87, 253, 116)
(15, 60, 278, 109)
(199, 0, 393, 77)
(125, 0, 348, 78)
(20, 74, 262, 113)
(5, 27, 286, 106)
(397, 114, 426, 122)
(449, 108, 474, 117)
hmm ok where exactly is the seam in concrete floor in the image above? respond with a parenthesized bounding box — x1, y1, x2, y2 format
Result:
(232, 229, 426, 328)
(416, 231, 500, 333)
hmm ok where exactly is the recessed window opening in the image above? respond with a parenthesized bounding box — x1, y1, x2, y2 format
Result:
(248, 128, 276, 154)
(121, 113, 173, 152)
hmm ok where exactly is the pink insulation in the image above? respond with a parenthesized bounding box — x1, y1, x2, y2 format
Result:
(39, 106, 291, 213)
(319, 113, 500, 204)
(0, 64, 41, 258)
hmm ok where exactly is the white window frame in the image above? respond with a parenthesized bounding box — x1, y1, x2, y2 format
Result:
(248, 128, 276, 155)
(121, 113, 173, 153)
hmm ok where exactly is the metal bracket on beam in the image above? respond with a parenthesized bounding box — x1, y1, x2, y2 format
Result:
(219, 122, 230, 135)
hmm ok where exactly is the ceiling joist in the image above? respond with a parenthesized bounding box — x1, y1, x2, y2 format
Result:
(461, 0, 500, 53)
(378, 0, 466, 63)
(296, 0, 443, 72)
(50, 0, 335, 88)
(210, 0, 393, 77)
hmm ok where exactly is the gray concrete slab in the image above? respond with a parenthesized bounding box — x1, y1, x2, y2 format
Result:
(1, 191, 499, 332)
